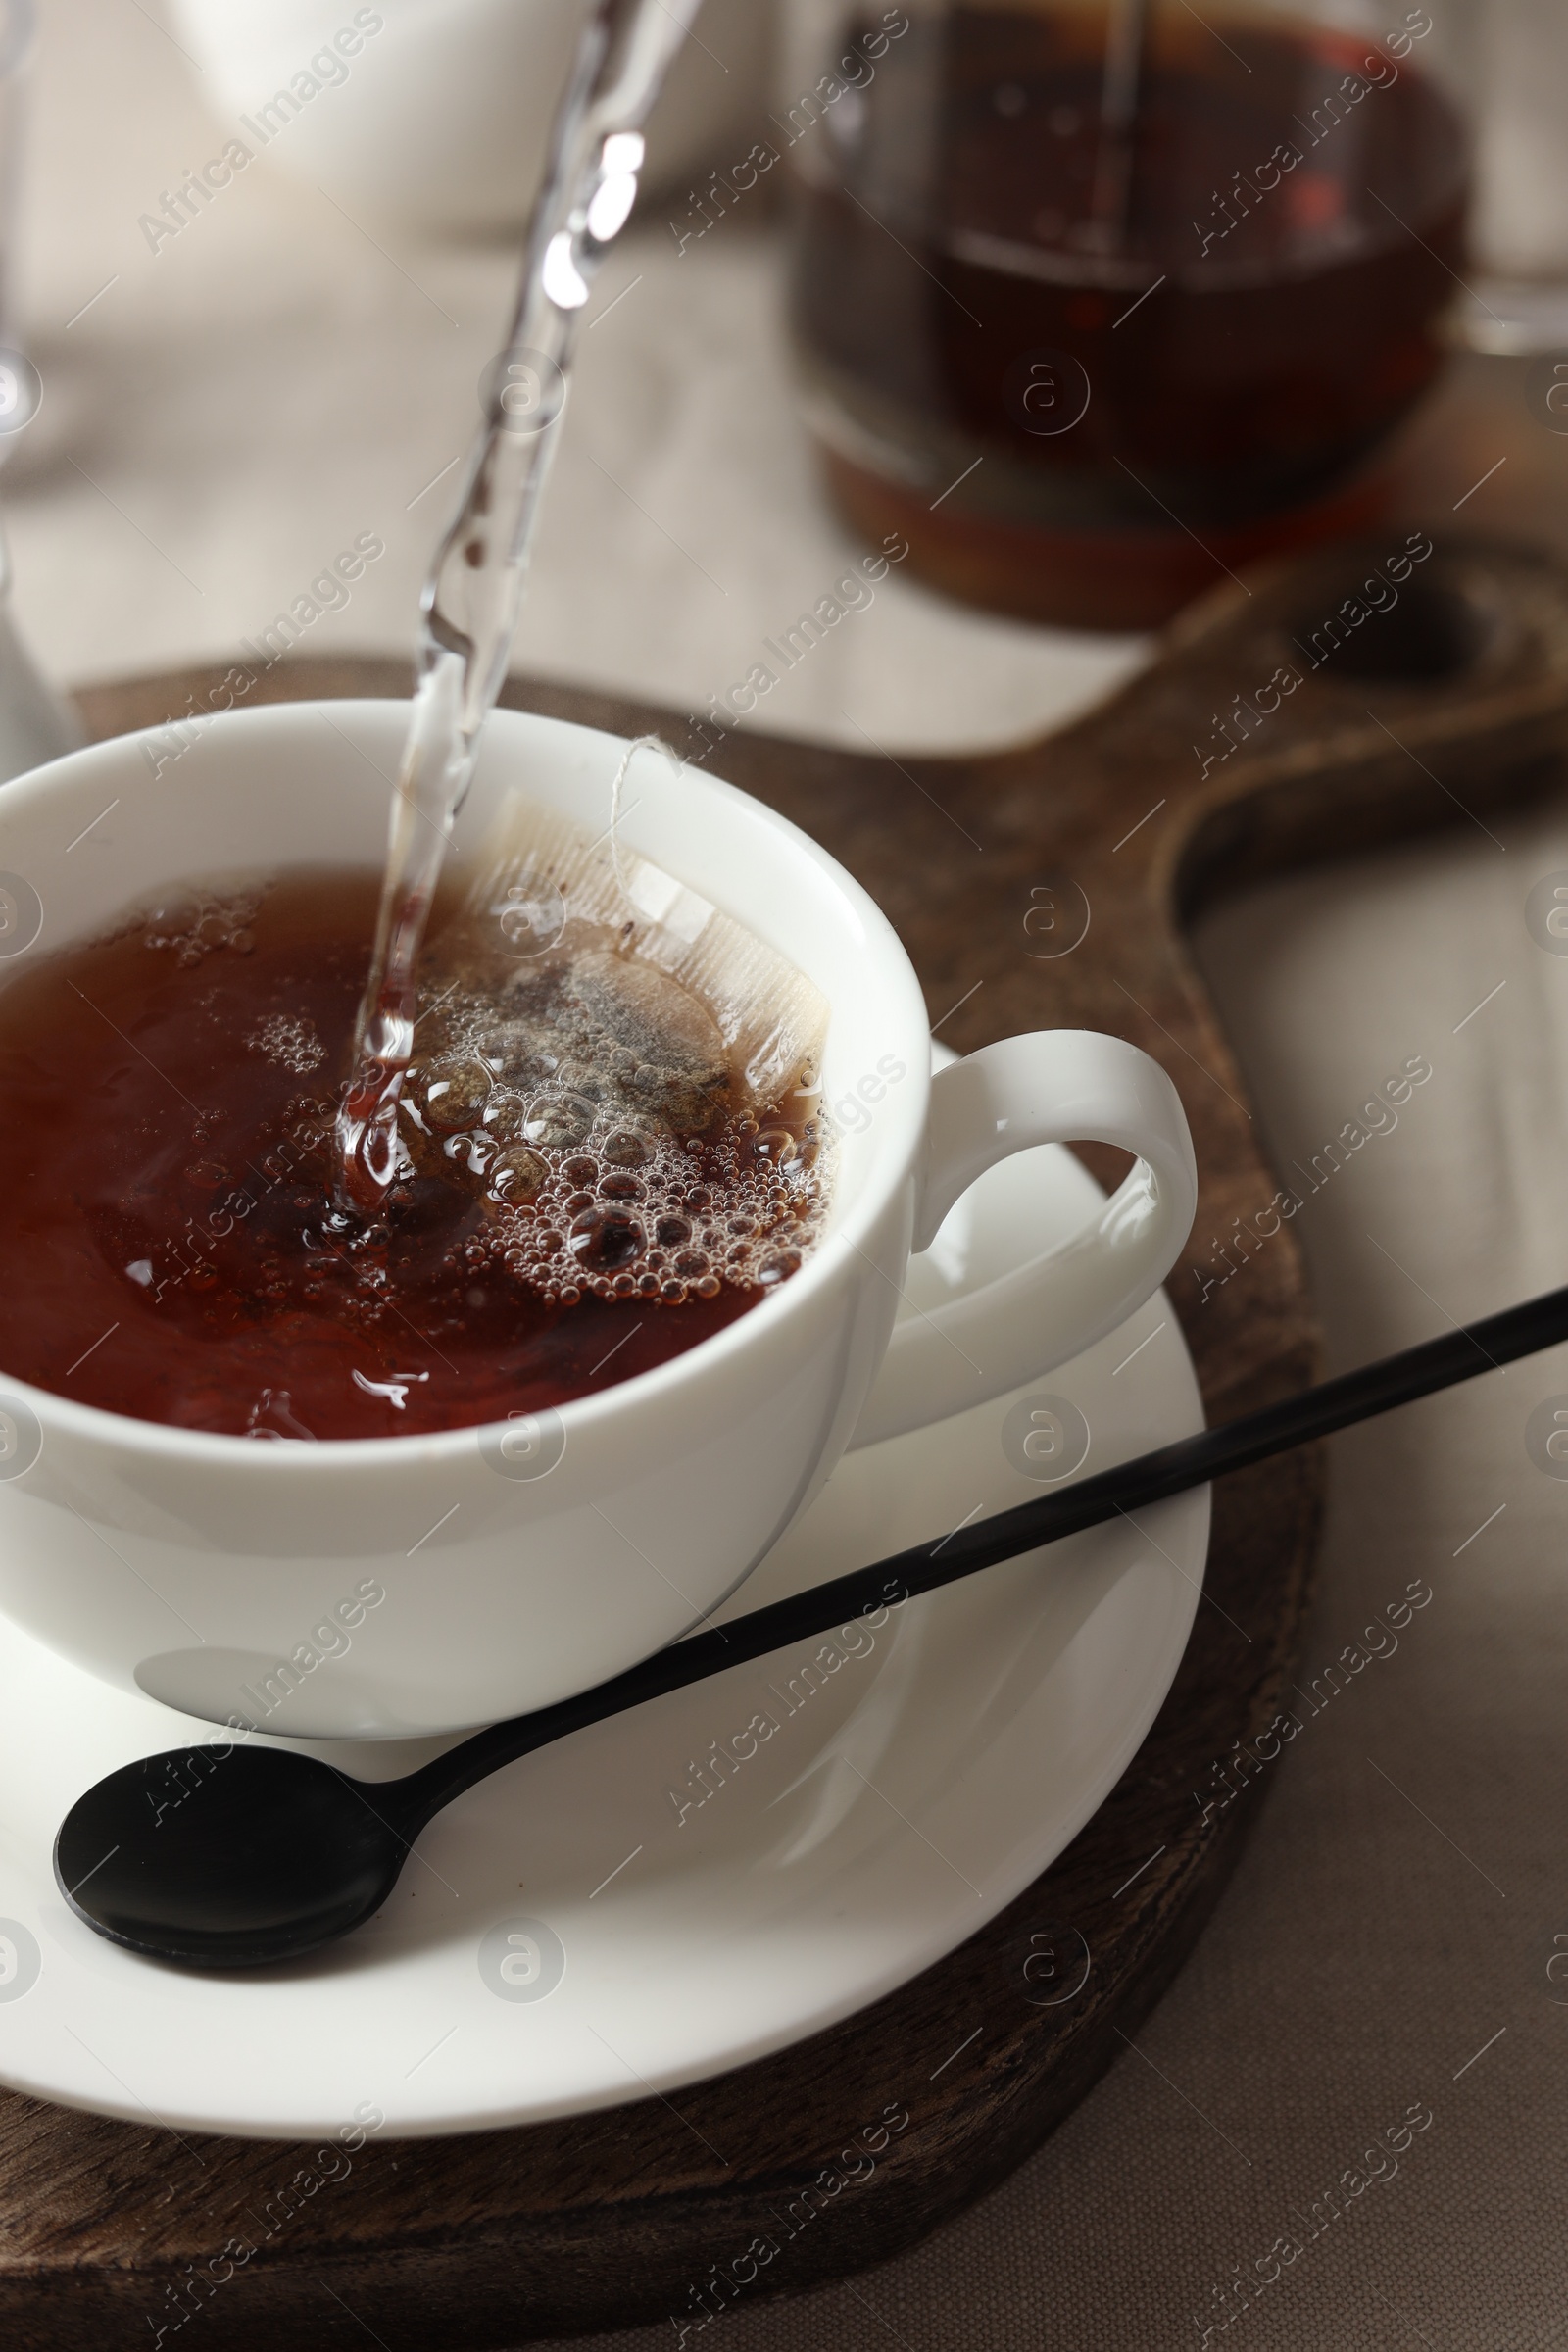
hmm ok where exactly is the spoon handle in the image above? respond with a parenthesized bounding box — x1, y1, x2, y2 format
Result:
(395, 1282, 1568, 1826)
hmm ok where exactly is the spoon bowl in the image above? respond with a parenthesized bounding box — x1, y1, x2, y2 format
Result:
(55, 1745, 410, 1968)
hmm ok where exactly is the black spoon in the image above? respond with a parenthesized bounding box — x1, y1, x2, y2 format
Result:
(55, 1282, 1568, 1970)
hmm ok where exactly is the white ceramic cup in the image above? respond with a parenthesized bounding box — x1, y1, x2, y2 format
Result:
(167, 0, 778, 236)
(0, 702, 1196, 1738)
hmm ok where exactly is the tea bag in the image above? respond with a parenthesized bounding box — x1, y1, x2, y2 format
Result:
(397, 796, 831, 1307)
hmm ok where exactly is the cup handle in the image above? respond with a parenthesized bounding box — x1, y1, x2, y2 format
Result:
(846, 1031, 1198, 1451)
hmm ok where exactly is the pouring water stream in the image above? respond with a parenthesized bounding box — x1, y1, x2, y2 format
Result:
(334, 0, 705, 1214)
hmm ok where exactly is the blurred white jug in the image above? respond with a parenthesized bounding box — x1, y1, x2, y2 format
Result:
(169, 0, 776, 237)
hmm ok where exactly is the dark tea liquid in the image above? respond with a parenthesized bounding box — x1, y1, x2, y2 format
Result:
(0, 872, 819, 1441)
(789, 4, 1469, 621)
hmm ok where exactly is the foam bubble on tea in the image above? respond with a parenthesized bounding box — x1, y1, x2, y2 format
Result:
(401, 793, 831, 1311)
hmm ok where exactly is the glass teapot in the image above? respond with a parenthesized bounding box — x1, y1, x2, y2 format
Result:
(780, 0, 1476, 628)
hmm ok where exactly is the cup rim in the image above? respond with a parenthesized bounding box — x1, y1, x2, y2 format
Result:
(0, 700, 934, 1465)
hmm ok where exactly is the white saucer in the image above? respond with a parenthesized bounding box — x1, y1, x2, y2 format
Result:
(0, 1138, 1207, 2139)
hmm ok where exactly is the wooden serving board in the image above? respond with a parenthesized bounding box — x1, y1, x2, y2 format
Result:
(7, 533, 1568, 2349)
